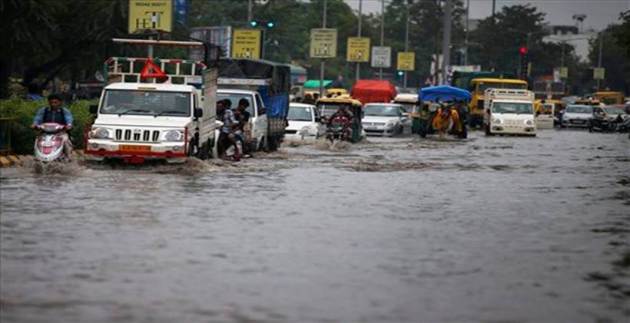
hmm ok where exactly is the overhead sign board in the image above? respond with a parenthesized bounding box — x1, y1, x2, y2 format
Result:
(346, 37, 370, 62)
(397, 52, 415, 71)
(129, 0, 173, 33)
(593, 67, 605, 80)
(310, 28, 337, 58)
(371, 46, 391, 68)
(231, 29, 262, 59)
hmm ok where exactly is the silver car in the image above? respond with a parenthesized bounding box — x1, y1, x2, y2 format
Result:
(562, 104, 593, 128)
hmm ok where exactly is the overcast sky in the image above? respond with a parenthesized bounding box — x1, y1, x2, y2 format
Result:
(345, 0, 630, 31)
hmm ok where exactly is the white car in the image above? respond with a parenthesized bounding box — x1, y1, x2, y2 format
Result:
(361, 103, 411, 136)
(285, 103, 325, 139)
(562, 104, 593, 128)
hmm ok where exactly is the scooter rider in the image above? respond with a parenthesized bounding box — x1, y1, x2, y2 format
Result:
(32, 93, 74, 157)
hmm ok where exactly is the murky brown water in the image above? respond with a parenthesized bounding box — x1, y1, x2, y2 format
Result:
(1, 130, 629, 323)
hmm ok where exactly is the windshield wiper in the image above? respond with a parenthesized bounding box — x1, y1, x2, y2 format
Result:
(154, 110, 187, 117)
(118, 109, 151, 116)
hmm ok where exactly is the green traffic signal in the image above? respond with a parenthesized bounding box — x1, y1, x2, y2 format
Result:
(249, 20, 258, 27)
(266, 21, 275, 28)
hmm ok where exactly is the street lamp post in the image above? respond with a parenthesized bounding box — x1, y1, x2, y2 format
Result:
(379, 0, 385, 79)
(441, 0, 452, 84)
(403, 1, 409, 88)
(356, 0, 362, 81)
(319, 0, 328, 98)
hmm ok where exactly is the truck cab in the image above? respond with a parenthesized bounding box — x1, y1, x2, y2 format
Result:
(217, 88, 268, 151)
(85, 55, 219, 163)
(483, 88, 536, 136)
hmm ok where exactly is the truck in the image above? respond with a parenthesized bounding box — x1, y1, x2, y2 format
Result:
(468, 78, 528, 128)
(483, 88, 536, 136)
(85, 39, 220, 163)
(216, 59, 290, 151)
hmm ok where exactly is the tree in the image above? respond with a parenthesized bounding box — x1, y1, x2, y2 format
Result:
(614, 10, 630, 58)
(588, 24, 630, 94)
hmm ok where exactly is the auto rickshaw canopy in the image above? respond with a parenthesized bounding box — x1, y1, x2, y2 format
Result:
(419, 85, 472, 103)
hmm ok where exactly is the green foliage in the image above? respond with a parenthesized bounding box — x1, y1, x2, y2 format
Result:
(614, 10, 630, 58)
(0, 99, 94, 154)
(588, 25, 630, 93)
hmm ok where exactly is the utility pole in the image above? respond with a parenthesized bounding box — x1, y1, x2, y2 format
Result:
(319, 0, 327, 98)
(248, 0, 253, 23)
(403, 1, 409, 88)
(492, 0, 496, 24)
(379, 0, 385, 79)
(356, 0, 362, 81)
(441, 0, 452, 84)
(464, 0, 469, 65)
(597, 31, 603, 90)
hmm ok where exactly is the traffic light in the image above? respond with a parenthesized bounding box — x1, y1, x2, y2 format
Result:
(519, 46, 528, 56)
(397, 71, 404, 77)
(249, 20, 275, 28)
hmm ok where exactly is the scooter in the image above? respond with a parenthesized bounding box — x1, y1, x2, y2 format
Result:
(34, 122, 70, 162)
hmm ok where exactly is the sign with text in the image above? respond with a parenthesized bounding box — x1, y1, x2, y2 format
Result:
(593, 67, 605, 80)
(346, 37, 370, 62)
(231, 29, 262, 59)
(128, 0, 173, 33)
(371, 46, 391, 68)
(397, 52, 415, 71)
(310, 29, 337, 58)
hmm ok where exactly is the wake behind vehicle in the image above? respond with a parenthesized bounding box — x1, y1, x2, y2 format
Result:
(34, 123, 70, 162)
(483, 88, 536, 136)
(362, 103, 411, 136)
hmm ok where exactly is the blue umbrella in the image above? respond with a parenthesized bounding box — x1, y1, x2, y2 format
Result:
(419, 85, 472, 103)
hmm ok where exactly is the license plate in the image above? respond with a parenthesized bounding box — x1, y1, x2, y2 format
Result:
(120, 145, 151, 152)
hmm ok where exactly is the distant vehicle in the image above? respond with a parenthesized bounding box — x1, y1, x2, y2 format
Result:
(468, 78, 528, 128)
(534, 100, 555, 129)
(351, 80, 397, 104)
(285, 103, 325, 140)
(597, 106, 628, 121)
(393, 93, 418, 115)
(562, 104, 593, 128)
(483, 88, 536, 136)
(361, 103, 411, 136)
(593, 91, 624, 105)
(316, 95, 365, 143)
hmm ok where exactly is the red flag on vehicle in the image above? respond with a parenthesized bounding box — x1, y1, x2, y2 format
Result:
(140, 58, 168, 82)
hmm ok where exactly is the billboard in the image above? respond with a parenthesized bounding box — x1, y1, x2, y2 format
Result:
(231, 29, 262, 59)
(310, 29, 337, 58)
(346, 37, 370, 62)
(371, 46, 391, 68)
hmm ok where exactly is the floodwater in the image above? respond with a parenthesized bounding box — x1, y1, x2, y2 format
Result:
(1, 130, 629, 323)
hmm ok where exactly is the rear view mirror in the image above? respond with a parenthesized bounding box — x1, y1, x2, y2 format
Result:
(194, 108, 203, 118)
(89, 104, 98, 114)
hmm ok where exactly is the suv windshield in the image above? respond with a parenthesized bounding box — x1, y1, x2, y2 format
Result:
(101, 90, 191, 116)
(288, 106, 313, 121)
(491, 102, 533, 114)
(566, 105, 593, 114)
(364, 105, 401, 117)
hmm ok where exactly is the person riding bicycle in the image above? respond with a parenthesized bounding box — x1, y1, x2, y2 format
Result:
(32, 93, 74, 158)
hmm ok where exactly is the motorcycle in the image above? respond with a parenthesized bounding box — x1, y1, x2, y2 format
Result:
(34, 122, 71, 162)
(588, 116, 617, 133)
(615, 116, 630, 133)
(325, 115, 352, 142)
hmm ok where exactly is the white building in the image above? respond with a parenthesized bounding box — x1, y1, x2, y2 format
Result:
(542, 25, 597, 63)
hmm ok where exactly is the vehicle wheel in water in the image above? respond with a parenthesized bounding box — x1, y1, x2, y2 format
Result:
(197, 139, 211, 160)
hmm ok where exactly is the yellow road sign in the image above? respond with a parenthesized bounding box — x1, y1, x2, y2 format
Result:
(559, 67, 568, 78)
(593, 67, 605, 80)
(347, 37, 370, 62)
(128, 0, 173, 33)
(232, 29, 262, 59)
(397, 52, 415, 71)
(310, 29, 337, 58)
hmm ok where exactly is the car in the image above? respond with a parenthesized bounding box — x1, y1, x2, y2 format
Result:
(285, 103, 325, 140)
(597, 105, 629, 121)
(562, 104, 593, 128)
(361, 103, 411, 136)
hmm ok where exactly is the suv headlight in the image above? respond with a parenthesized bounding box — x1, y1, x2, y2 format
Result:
(90, 127, 112, 139)
(164, 130, 185, 142)
(492, 118, 502, 124)
(524, 119, 534, 125)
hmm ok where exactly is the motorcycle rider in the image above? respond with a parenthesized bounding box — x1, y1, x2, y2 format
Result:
(32, 93, 74, 158)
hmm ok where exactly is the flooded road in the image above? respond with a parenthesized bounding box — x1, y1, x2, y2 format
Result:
(1, 130, 629, 323)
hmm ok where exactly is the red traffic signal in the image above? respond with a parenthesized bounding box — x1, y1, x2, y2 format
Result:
(519, 46, 528, 56)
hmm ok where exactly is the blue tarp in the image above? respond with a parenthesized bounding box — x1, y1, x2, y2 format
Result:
(419, 85, 472, 102)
